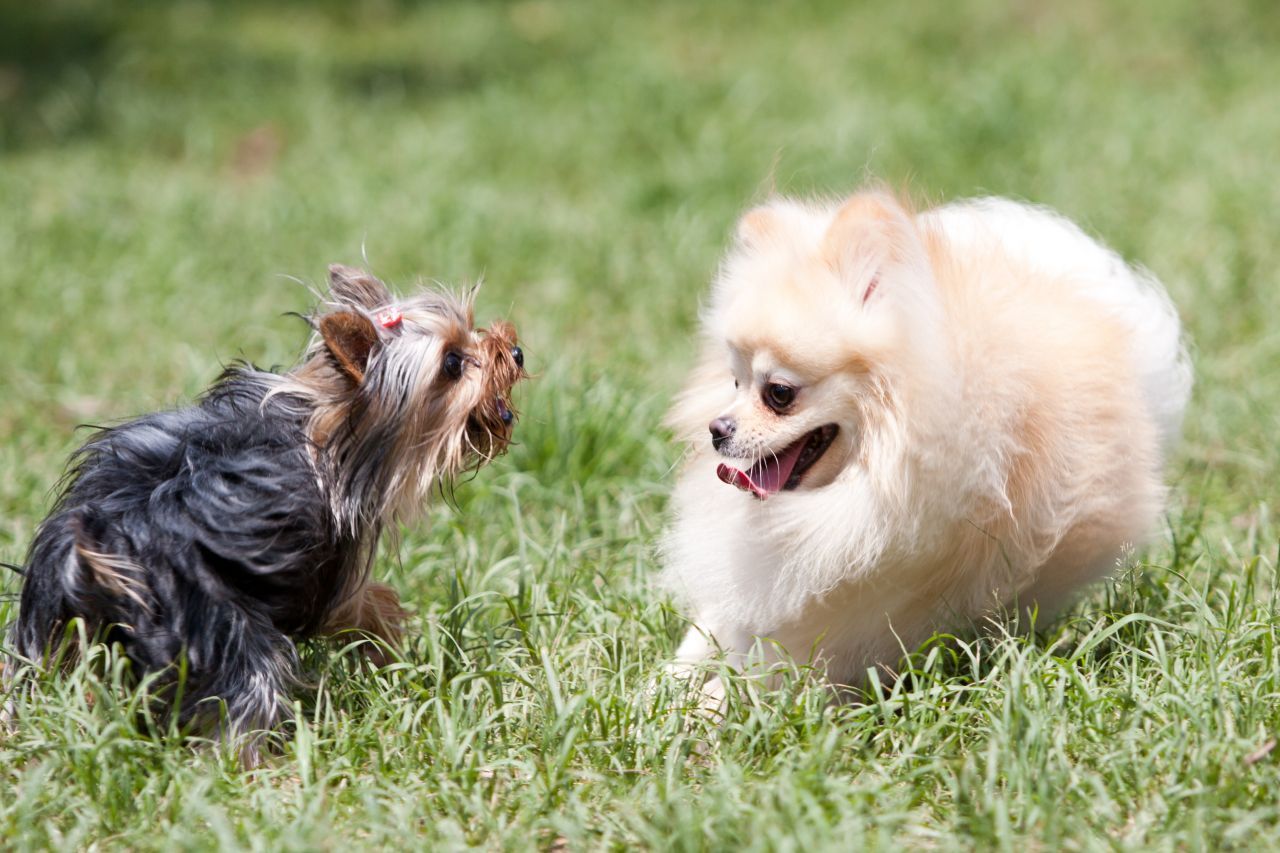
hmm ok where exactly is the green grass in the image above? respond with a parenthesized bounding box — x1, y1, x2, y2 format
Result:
(2, 0, 1278, 848)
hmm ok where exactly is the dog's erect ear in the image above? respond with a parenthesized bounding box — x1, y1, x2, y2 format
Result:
(735, 205, 781, 246)
(822, 192, 921, 301)
(319, 310, 380, 383)
(328, 264, 393, 310)
(822, 192, 906, 260)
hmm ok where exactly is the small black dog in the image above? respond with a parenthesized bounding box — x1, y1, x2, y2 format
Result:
(9, 264, 525, 760)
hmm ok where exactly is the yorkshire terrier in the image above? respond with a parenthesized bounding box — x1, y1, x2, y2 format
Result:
(8, 264, 525, 759)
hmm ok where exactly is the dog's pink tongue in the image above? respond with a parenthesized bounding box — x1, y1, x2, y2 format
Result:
(715, 439, 807, 500)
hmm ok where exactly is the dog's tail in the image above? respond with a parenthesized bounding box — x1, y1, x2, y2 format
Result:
(10, 507, 159, 669)
(930, 197, 1193, 453)
(1122, 269, 1193, 456)
(10, 520, 79, 665)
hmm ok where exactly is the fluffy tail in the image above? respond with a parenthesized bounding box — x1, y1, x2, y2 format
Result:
(930, 197, 1193, 452)
(1110, 266, 1193, 453)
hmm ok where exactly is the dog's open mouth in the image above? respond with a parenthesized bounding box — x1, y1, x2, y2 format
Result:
(716, 424, 838, 500)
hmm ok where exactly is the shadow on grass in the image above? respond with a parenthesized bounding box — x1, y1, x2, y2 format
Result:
(1, 0, 589, 153)
(0, 0, 121, 150)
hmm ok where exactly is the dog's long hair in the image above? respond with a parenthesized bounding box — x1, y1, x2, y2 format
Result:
(9, 265, 525, 761)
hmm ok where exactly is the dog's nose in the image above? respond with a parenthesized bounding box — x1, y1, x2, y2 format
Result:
(709, 417, 736, 450)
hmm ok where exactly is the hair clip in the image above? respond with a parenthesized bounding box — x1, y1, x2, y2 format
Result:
(376, 309, 403, 329)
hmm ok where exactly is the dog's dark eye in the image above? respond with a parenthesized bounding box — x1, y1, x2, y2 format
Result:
(512, 346, 524, 369)
(764, 383, 796, 412)
(443, 351, 464, 380)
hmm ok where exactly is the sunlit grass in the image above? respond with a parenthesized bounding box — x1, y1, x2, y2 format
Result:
(2, 0, 1278, 848)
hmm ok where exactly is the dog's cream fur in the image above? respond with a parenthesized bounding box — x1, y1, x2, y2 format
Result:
(662, 190, 1191, 697)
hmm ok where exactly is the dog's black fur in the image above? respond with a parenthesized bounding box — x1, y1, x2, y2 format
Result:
(13, 369, 352, 740)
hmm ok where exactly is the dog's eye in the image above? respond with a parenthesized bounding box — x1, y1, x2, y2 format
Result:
(512, 346, 524, 369)
(764, 383, 796, 412)
(443, 351, 464, 380)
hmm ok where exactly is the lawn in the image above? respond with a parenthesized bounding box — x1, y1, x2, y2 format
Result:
(1, 0, 1278, 848)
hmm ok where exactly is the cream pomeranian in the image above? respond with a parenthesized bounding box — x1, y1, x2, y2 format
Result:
(661, 189, 1191, 701)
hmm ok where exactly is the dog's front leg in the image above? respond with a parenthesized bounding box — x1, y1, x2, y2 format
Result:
(321, 581, 409, 666)
(667, 623, 752, 716)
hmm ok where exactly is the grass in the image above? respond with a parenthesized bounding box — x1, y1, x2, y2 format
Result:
(1, 0, 1278, 848)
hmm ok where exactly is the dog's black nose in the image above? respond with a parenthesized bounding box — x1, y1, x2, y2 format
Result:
(709, 417, 736, 450)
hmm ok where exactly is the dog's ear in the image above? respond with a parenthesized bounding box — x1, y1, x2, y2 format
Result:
(822, 192, 923, 303)
(328, 264, 393, 310)
(735, 205, 781, 247)
(734, 200, 815, 249)
(319, 310, 380, 383)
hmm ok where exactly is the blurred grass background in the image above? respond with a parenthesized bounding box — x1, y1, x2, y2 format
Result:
(1, 0, 1278, 848)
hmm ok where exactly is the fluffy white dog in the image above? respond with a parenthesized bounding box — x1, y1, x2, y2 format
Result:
(662, 189, 1191, 702)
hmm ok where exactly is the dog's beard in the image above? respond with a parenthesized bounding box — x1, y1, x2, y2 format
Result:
(461, 319, 523, 466)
